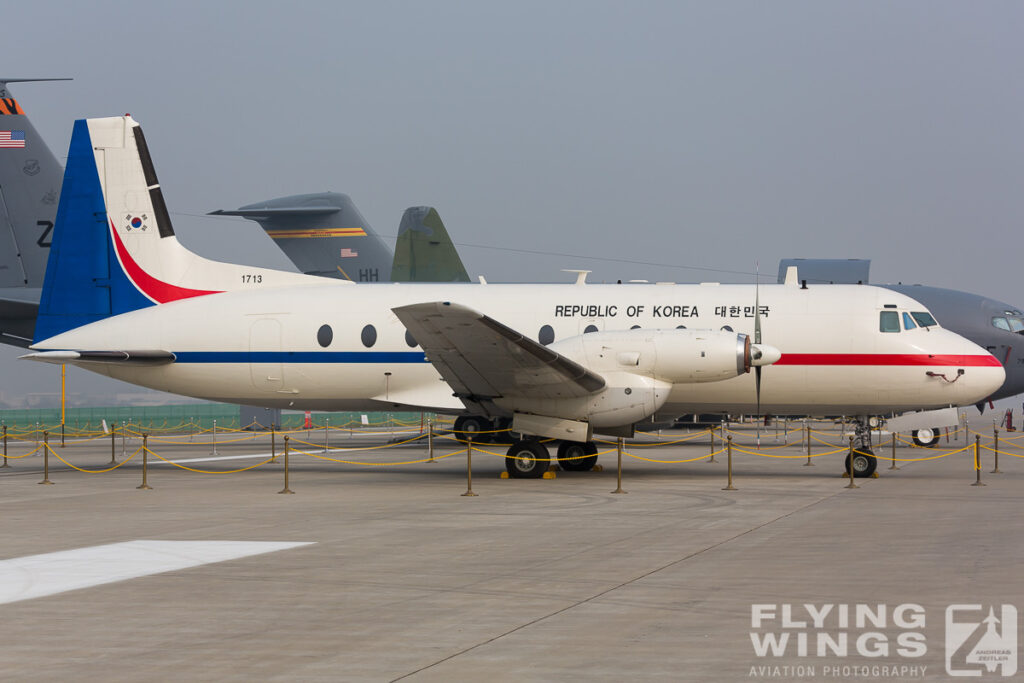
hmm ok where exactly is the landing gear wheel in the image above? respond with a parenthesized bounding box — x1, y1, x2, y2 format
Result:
(912, 428, 940, 448)
(454, 415, 491, 443)
(845, 449, 877, 478)
(557, 441, 598, 471)
(493, 417, 515, 444)
(505, 439, 550, 479)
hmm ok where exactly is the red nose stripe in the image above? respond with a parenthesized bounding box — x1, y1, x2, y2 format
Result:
(776, 354, 1002, 367)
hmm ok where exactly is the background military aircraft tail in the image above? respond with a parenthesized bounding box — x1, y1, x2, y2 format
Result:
(209, 192, 395, 281)
(391, 206, 470, 283)
(0, 78, 70, 345)
(211, 193, 470, 283)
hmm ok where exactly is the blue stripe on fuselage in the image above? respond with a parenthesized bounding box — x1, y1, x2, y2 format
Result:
(171, 351, 429, 363)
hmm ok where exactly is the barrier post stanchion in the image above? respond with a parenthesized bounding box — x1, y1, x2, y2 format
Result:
(845, 436, 859, 488)
(804, 424, 813, 466)
(1, 425, 8, 468)
(611, 437, 626, 494)
(121, 420, 126, 459)
(428, 421, 435, 463)
(707, 425, 716, 463)
(108, 425, 116, 464)
(271, 427, 277, 463)
(137, 433, 152, 490)
(722, 435, 736, 491)
(39, 431, 53, 485)
(211, 419, 218, 456)
(461, 440, 477, 497)
(972, 434, 985, 486)
(889, 432, 899, 470)
(61, 422, 65, 449)
(324, 417, 330, 453)
(279, 436, 294, 494)
(991, 426, 1001, 474)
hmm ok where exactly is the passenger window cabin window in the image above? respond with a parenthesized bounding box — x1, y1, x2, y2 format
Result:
(902, 313, 916, 330)
(911, 312, 937, 328)
(361, 324, 378, 347)
(993, 317, 1011, 332)
(538, 325, 555, 346)
(880, 311, 900, 333)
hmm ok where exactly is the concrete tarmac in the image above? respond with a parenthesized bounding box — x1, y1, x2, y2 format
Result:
(0, 424, 1020, 681)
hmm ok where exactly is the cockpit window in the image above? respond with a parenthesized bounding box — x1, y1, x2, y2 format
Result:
(911, 312, 937, 328)
(902, 312, 917, 330)
(880, 311, 900, 333)
(993, 316, 1024, 334)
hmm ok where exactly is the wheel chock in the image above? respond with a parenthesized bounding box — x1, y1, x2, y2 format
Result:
(592, 465, 604, 472)
(542, 471, 557, 479)
(499, 472, 510, 479)
(841, 472, 880, 479)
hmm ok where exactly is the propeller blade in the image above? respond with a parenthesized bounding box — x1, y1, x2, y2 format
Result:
(755, 365, 762, 418)
(754, 264, 762, 345)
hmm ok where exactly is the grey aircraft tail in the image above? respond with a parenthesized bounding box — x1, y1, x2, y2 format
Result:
(209, 192, 395, 282)
(212, 193, 470, 283)
(391, 206, 470, 282)
(0, 78, 71, 346)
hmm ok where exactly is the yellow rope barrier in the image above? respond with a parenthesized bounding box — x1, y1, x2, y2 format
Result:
(47, 445, 141, 473)
(0, 444, 43, 459)
(623, 449, 723, 464)
(295, 446, 463, 466)
(146, 448, 276, 474)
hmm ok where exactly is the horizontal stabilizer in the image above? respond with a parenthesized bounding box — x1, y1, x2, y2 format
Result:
(209, 207, 340, 218)
(21, 349, 176, 365)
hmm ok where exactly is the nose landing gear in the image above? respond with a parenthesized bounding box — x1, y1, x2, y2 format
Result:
(845, 417, 878, 478)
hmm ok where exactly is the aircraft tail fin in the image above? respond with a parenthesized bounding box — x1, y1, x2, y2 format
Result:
(210, 192, 394, 282)
(34, 119, 159, 342)
(391, 207, 470, 283)
(35, 115, 319, 344)
(0, 79, 70, 289)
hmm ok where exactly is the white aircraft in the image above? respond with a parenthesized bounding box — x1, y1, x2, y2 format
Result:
(25, 116, 1004, 478)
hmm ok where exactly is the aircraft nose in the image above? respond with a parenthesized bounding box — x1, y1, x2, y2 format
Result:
(965, 355, 1006, 403)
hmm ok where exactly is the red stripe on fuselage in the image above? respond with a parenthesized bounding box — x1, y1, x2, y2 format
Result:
(776, 354, 1001, 367)
(109, 220, 222, 303)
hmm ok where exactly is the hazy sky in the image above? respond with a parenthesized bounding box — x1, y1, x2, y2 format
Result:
(3, 1, 1023, 403)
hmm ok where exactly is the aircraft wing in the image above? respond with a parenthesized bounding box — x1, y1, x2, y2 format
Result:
(392, 302, 605, 414)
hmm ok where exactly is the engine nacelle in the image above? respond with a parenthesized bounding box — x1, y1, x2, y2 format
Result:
(548, 328, 756, 384)
(494, 328, 779, 436)
(497, 371, 674, 428)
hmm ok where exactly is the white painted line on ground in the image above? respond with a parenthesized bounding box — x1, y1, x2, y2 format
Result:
(0, 540, 315, 605)
(159, 452, 276, 464)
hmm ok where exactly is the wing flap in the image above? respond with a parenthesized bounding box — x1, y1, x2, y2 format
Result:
(392, 302, 605, 410)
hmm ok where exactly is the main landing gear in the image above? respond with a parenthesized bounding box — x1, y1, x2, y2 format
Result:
(912, 428, 941, 448)
(504, 439, 600, 478)
(844, 417, 878, 478)
(453, 415, 514, 444)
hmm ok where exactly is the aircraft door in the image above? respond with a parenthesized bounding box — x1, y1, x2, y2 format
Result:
(249, 318, 284, 391)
